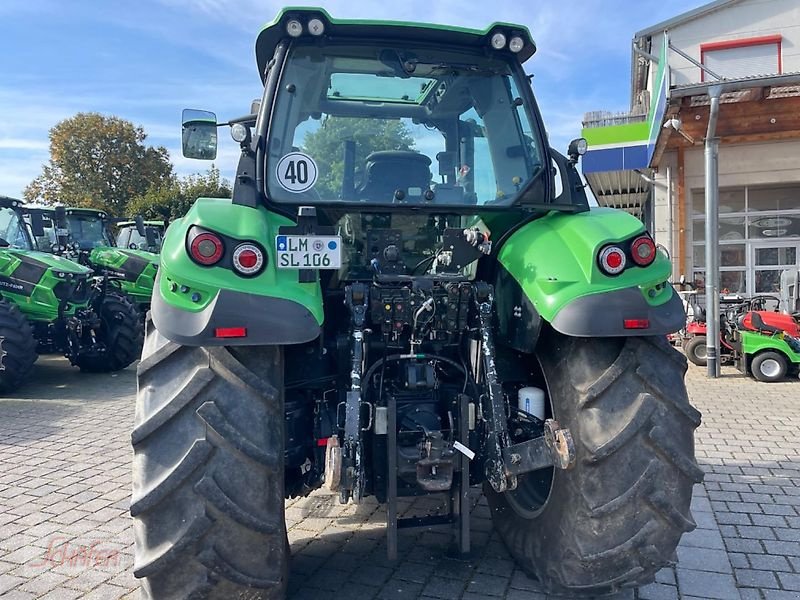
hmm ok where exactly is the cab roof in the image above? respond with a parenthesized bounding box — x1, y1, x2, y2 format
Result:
(255, 8, 536, 83)
(66, 207, 107, 219)
(0, 196, 23, 209)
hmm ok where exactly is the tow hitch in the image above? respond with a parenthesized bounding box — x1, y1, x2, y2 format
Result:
(503, 419, 576, 476)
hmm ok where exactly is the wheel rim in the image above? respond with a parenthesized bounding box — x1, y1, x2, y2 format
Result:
(760, 358, 782, 378)
(694, 344, 707, 360)
(504, 467, 554, 519)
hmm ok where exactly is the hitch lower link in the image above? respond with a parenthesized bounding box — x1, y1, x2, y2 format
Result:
(474, 284, 575, 494)
(502, 419, 576, 477)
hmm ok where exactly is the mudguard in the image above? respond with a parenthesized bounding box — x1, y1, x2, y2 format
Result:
(89, 247, 158, 307)
(152, 198, 323, 346)
(0, 249, 92, 321)
(496, 208, 684, 351)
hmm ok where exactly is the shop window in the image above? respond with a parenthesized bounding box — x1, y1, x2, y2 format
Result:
(748, 185, 800, 212)
(692, 188, 745, 216)
(748, 214, 800, 239)
(700, 35, 781, 81)
(755, 246, 797, 267)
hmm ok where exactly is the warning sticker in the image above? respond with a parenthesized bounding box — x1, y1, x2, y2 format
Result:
(276, 152, 318, 193)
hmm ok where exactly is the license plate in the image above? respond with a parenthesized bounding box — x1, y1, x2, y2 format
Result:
(276, 235, 342, 269)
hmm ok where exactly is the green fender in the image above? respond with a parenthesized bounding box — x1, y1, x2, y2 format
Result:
(495, 208, 684, 349)
(151, 198, 323, 346)
(0, 248, 93, 322)
(740, 330, 800, 365)
(89, 246, 158, 306)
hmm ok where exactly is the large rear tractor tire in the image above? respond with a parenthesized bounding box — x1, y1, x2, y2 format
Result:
(486, 330, 703, 596)
(76, 291, 143, 372)
(0, 299, 37, 393)
(683, 335, 708, 366)
(131, 318, 287, 599)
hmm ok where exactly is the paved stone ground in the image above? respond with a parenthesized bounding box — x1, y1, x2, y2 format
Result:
(0, 355, 798, 599)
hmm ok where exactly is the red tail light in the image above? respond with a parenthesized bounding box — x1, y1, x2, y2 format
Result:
(189, 232, 224, 266)
(598, 245, 626, 275)
(232, 243, 265, 276)
(631, 235, 656, 267)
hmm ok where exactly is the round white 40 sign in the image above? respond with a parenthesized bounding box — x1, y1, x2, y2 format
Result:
(276, 152, 318, 193)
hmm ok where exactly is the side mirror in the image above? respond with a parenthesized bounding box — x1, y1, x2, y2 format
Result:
(145, 227, 158, 250)
(54, 206, 68, 228)
(134, 215, 146, 237)
(29, 212, 45, 237)
(182, 109, 218, 160)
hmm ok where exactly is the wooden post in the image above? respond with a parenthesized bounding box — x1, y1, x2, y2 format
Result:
(677, 146, 686, 277)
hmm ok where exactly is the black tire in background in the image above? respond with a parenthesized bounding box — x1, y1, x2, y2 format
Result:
(131, 319, 287, 599)
(76, 291, 143, 372)
(0, 299, 37, 393)
(751, 351, 788, 382)
(486, 330, 703, 597)
(683, 335, 708, 366)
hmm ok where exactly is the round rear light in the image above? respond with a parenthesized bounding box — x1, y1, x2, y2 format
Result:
(232, 243, 264, 276)
(599, 245, 627, 275)
(190, 232, 224, 266)
(631, 235, 657, 266)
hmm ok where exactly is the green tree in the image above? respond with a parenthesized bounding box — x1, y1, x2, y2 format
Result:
(302, 117, 414, 197)
(128, 166, 232, 220)
(24, 112, 173, 215)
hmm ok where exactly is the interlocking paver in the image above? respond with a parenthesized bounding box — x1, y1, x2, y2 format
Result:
(4, 356, 800, 598)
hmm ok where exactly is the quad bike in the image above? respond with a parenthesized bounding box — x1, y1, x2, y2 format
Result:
(116, 218, 165, 253)
(732, 308, 800, 382)
(130, 9, 702, 598)
(25, 206, 159, 312)
(0, 197, 143, 392)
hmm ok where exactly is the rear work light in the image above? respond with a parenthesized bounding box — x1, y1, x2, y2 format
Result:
(631, 235, 657, 267)
(598, 245, 627, 276)
(189, 232, 224, 266)
(232, 242, 265, 276)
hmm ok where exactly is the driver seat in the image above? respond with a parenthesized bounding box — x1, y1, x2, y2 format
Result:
(357, 151, 432, 201)
(749, 311, 782, 334)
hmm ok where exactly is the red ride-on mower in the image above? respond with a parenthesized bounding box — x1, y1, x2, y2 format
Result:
(682, 295, 754, 366)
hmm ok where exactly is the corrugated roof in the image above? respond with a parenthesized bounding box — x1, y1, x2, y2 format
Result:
(634, 0, 744, 39)
(586, 170, 650, 219)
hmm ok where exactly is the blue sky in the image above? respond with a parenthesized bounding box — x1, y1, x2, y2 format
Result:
(0, 0, 709, 199)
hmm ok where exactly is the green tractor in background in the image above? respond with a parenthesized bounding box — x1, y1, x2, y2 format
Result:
(26, 206, 159, 312)
(0, 197, 142, 392)
(115, 219, 165, 253)
(131, 9, 701, 599)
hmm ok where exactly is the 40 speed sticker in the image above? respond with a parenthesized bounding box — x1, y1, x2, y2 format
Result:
(276, 152, 318, 193)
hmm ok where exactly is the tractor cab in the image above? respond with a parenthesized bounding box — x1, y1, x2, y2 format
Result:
(115, 219, 164, 253)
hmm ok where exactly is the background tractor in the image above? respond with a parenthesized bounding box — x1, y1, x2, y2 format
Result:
(0, 197, 142, 391)
(26, 206, 159, 313)
(131, 9, 702, 599)
(115, 218, 165, 253)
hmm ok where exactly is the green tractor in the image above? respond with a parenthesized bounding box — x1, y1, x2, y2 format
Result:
(0, 197, 142, 391)
(132, 9, 701, 598)
(27, 206, 159, 312)
(115, 218, 165, 253)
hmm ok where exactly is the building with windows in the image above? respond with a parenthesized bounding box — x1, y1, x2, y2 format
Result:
(581, 0, 800, 297)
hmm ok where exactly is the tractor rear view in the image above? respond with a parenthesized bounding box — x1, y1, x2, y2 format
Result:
(131, 9, 701, 598)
